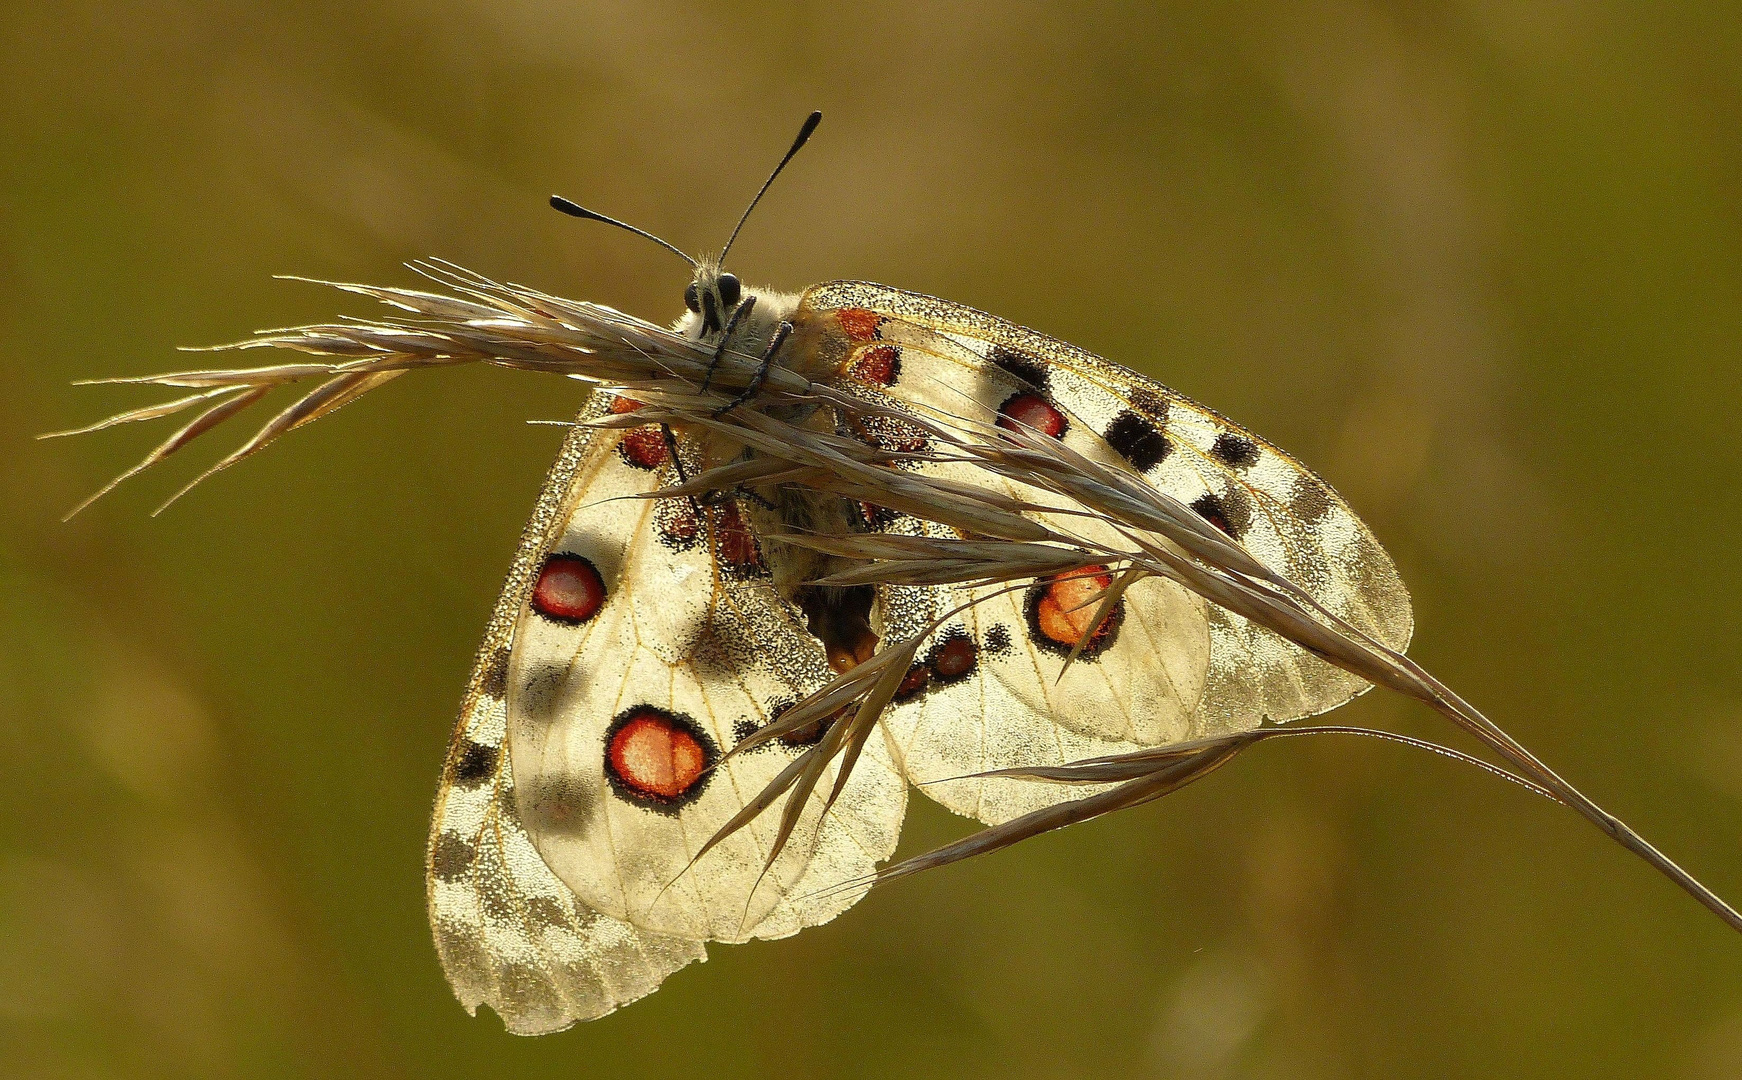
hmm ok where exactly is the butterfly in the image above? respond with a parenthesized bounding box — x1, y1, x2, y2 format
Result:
(55, 113, 1414, 1034)
(422, 116, 1413, 1033)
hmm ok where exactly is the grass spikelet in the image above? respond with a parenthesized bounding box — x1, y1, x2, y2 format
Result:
(52, 263, 1742, 937)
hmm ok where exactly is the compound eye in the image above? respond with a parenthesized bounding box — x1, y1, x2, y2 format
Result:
(683, 282, 701, 313)
(717, 273, 741, 307)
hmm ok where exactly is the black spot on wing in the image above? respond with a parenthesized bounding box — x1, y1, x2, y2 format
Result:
(523, 774, 601, 835)
(524, 896, 571, 929)
(1289, 474, 1334, 524)
(451, 741, 499, 788)
(479, 646, 510, 700)
(853, 413, 932, 455)
(1191, 489, 1252, 539)
(515, 661, 569, 726)
(1105, 411, 1170, 471)
(989, 346, 1050, 390)
(1210, 432, 1260, 469)
(430, 831, 477, 884)
(477, 877, 518, 922)
(985, 624, 1013, 657)
(430, 916, 487, 980)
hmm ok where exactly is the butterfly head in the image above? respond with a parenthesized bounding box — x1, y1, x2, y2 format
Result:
(674, 258, 799, 359)
(681, 259, 745, 338)
(551, 111, 823, 347)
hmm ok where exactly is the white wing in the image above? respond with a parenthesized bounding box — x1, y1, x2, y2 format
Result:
(795, 283, 1413, 823)
(426, 409, 703, 1035)
(504, 397, 908, 943)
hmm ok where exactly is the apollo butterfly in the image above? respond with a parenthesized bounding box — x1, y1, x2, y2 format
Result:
(53, 112, 1739, 1036)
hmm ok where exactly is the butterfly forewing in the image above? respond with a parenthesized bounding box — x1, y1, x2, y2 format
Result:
(793, 282, 1413, 820)
(504, 396, 907, 943)
(427, 405, 704, 1035)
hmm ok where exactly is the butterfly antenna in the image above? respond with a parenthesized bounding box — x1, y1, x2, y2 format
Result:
(719, 110, 822, 263)
(548, 196, 698, 268)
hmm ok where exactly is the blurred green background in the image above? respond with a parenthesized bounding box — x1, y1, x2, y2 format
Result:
(4, 2, 1741, 1077)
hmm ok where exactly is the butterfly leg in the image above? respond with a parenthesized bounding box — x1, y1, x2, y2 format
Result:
(698, 296, 758, 395)
(693, 485, 779, 511)
(713, 321, 793, 416)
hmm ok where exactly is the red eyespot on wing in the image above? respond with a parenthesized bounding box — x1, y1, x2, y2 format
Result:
(930, 634, 977, 680)
(836, 307, 882, 342)
(1025, 566, 1123, 658)
(713, 502, 764, 573)
(895, 663, 930, 701)
(604, 707, 716, 806)
(531, 554, 606, 624)
(893, 631, 978, 703)
(609, 395, 647, 414)
(857, 501, 897, 531)
(846, 344, 901, 386)
(657, 499, 701, 548)
(619, 425, 669, 469)
(1190, 492, 1247, 538)
(997, 392, 1068, 438)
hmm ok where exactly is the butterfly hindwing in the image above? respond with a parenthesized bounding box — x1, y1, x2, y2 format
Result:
(872, 572, 1210, 825)
(505, 397, 907, 943)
